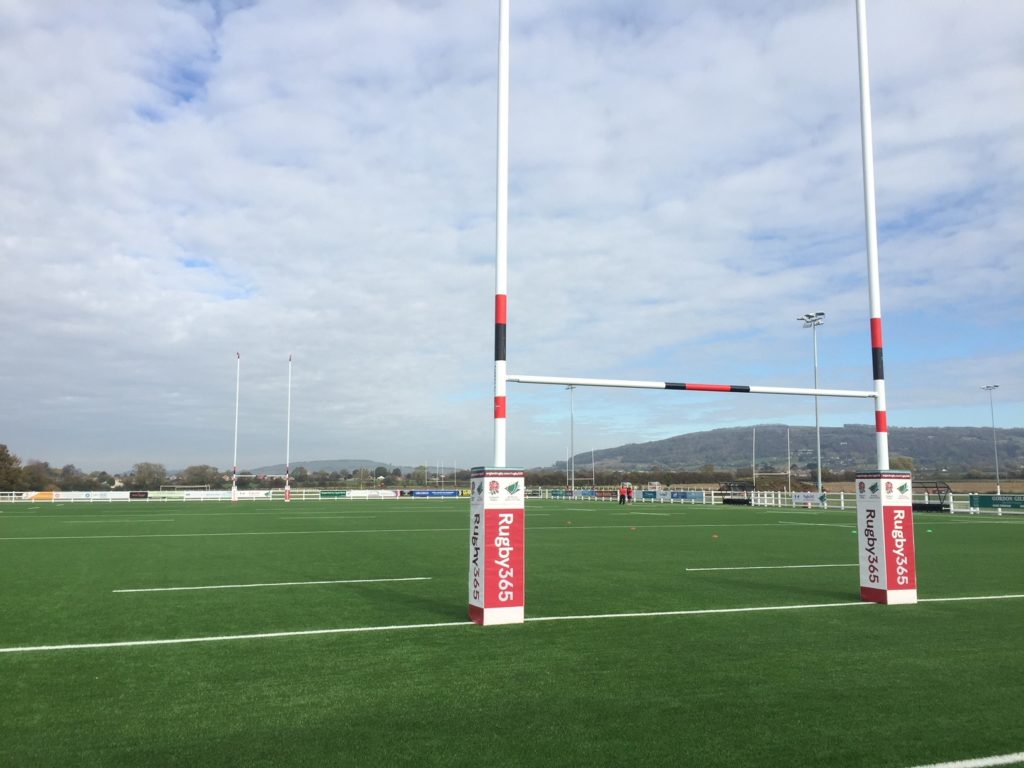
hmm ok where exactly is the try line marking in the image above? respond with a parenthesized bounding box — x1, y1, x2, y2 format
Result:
(906, 752, 1024, 768)
(686, 563, 856, 572)
(113, 576, 431, 593)
(2, 593, 1021, 655)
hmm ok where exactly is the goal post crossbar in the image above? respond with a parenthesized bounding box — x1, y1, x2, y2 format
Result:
(506, 374, 875, 399)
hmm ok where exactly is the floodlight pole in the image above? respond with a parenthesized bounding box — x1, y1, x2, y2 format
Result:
(285, 353, 293, 503)
(752, 427, 756, 489)
(855, 0, 890, 471)
(982, 385, 1001, 494)
(232, 352, 240, 503)
(567, 385, 576, 498)
(798, 312, 826, 493)
(787, 427, 792, 494)
(493, 0, 510, 468)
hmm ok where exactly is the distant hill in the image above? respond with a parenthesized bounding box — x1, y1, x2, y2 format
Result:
(249, 426, 1022, 477)
(250, 459, 402, 475)
(574, 424, 1023, 473)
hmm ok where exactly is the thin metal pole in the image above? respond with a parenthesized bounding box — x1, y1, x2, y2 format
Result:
(983, 385, 1001, 494)
(813, 324, 823, 493)
(787, 427, 792, 494)
(285, 353, 292, 503)
(752, 427, 756, 488)
(232, 352, 240, 503)
(493, 0, 510, 468)
(568, 385, 575, 498)
(855, 0, 890, 471)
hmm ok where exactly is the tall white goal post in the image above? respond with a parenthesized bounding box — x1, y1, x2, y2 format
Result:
(471, 0, 916, 626)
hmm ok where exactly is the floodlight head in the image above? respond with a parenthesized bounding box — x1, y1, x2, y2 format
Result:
(982, 384, 999, 392)
(798, 311, 826, 328)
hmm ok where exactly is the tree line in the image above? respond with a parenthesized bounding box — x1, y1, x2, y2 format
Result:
(0, 445, 459, 492)
(1, 443, 816, 493)
(3, 442, 1009, 494)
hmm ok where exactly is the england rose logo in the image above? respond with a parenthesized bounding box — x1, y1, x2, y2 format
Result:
(488, 480, 500, 495)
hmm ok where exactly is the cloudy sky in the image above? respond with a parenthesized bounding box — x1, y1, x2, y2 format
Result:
(1, 0, 1021, 474)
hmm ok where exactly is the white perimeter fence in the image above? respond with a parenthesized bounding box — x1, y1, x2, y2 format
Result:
(0, 488, 1017, 515)
(528, 488, 1018, 515)
(0, 489, 459, 503)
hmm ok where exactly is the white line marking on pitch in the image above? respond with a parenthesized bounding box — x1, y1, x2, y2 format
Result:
(0, 527, 467, 541)
(779, 521, 853, 528)
(3, 593, 1022, 655)
(0, 523, 790, 541)
(0, 622, 473, 654)
(113, 576, 431, 593)
(686, 563, 857, 572)
(282, 516, 376, 520)
(64, 519, 175, 524)
(905, 751, 1024, 768)
(534, 523, 774, 530)
(613, 511, 671, 516)
(919, 594, 1024, 605)
(945, 519, 1024, 525)
(525, 593, 1024, 621)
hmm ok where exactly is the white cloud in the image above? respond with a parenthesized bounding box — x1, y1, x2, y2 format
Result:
(1, 0, 1021, 472)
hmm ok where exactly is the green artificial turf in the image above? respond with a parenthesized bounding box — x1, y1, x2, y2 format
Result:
(1, 499, 1022, 766)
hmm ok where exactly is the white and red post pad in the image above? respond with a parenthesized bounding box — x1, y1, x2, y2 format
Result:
(856, 471, 917, 605)
(469, 467, 525, 625)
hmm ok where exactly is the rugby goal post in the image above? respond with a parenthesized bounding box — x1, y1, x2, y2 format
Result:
(471, 0, 915, 626)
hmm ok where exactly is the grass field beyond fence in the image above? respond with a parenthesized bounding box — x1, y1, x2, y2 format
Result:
(2, 499, 1022, 767)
